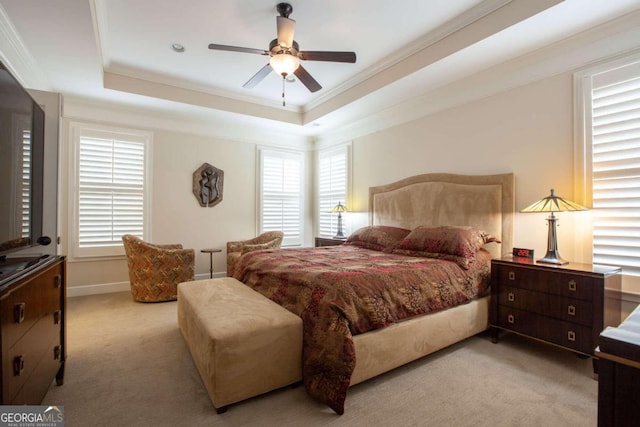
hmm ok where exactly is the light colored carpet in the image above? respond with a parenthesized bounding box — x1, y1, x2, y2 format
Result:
(43, 291, 598, 427)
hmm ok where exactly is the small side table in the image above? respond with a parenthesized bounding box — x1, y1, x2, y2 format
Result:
(201, 248, 222, 278)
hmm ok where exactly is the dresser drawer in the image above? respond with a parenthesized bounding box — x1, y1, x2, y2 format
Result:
(0, 266, 62, 349)
(499, 286, 593, 326)
(2, 312, 61, 403)
(496, 265, 594, 300)
(497, 307, 594, 354)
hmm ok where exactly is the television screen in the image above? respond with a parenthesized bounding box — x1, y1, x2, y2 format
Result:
(0, 61, 45, 256)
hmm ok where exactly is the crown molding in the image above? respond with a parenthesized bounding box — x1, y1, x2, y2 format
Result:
(315, 10, 640, 145)
(0, 3, 50, 89)
(304, 0, 513, 113)
(62, 95, 312, 150)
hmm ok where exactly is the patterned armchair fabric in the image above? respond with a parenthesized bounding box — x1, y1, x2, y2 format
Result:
(122, 234, 195, 302)
(226, 231, 284, 277)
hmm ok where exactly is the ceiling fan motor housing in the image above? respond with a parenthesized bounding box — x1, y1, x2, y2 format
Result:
(269, 39, 299, 56)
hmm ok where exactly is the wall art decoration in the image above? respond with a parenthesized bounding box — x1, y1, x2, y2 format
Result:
(193, 163, 224, 207)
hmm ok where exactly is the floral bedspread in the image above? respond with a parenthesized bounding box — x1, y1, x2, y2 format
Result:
(233, 245, 491, 414)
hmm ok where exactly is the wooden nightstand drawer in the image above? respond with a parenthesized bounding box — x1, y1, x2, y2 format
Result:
(499, 286, 593, 326)
(496, 265, 594, 300)
(498, 307, 593, 354)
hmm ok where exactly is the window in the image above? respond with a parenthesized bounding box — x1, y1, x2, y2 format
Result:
(318, 145, 350, 237)
(20, 125, 30, 238)
(69, 122, 152, 258)
(576, 53, 640, 279)
(259, 148, 304, 246)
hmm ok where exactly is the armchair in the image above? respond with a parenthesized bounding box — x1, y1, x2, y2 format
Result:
(226, 231, 284, 277)
(122, 234, 195, 302)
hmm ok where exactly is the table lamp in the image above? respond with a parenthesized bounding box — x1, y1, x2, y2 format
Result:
(330, 202, 348, 239)
(521, 189, 587, 265)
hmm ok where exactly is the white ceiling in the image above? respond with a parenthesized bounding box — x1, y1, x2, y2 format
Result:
(1, 0, 639, 139)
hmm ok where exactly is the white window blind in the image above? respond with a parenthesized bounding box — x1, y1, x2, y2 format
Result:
(70, 123, 151, 258)
(318, 146, 349, 237)
(21, 128, 31, 237)
(589, 60, 640, 276)
(260, 149, 304, 246)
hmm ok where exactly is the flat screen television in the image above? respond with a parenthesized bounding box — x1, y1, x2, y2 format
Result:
(0, 60, 46, 260)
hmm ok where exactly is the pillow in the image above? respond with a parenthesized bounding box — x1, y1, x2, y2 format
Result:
(241, 238, 281, 255)
(345, 226, 412, 252)
(390, 226, 500, 269)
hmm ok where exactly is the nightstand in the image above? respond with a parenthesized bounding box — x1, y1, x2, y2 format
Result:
(314, 237, 346, 247)
(490, 257, 622, 359)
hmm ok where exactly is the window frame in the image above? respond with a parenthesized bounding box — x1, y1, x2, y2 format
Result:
(574, 50, 640, 289)
(257, 147, 305, 247)
(68, 121, 153, 260)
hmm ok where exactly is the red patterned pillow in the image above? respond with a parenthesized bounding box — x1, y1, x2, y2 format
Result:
(345, 226, 412, 252)
(390, 226, 500, 269)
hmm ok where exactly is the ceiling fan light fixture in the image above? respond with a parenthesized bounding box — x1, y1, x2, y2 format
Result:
(269, 53, 300, 77)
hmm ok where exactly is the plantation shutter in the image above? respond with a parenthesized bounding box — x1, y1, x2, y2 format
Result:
(261, 149, 303, 246)
(590, 60, 640, 276)
(318, 147, 348, 237)
(70, 122, 151, 259)
(21, 128, 31, 237)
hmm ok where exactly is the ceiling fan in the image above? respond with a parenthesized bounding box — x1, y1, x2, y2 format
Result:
(208, 2, 356, 104)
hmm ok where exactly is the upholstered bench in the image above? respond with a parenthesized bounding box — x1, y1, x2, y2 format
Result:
(177, 278, 302, 413)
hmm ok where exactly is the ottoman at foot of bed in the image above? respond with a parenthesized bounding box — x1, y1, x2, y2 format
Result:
(177, 277, 303, 412)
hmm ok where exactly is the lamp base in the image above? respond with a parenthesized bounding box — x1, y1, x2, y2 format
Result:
(536, 255, 569, 265)
(537, 213, 569, 265)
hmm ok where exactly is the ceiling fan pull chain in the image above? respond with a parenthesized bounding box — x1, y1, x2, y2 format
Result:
(282, 75, 286, 106)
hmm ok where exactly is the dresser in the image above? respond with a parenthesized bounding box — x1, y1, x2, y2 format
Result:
(0, 256, 66, 404)
(490, 257, 621, 358)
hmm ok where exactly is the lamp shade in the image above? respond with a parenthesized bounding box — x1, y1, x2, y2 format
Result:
(329, 202, 348, 213)
(520, 189, 587, 265)
(521, 189, 587, 213)
(269, 53, 300, 76)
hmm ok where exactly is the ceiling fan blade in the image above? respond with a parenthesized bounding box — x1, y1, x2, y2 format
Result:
(243, 63, 273, 89)
(276, 16, 296, 48)
(208, 44, 268, 56)
(298, 51, 356, 63)
(294, 65, 322, 93)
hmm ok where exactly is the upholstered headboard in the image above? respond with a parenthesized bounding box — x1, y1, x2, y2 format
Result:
(369, 173, 514, 258)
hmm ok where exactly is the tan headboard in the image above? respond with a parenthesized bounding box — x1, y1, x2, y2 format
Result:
(369, 173, 514, 258)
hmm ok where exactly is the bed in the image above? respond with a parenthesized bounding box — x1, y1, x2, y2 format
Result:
(233, 172, 514, 414)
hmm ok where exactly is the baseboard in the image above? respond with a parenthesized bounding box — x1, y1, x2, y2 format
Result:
(67, 281, 130, 298)
(67, 272, 227, 298)
(622, 290, 640, 304)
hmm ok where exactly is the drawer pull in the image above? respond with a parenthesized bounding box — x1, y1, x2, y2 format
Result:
(507, 314, 515, 324)
(54, 346, 62, 360)
(568, 331, 576, 342)
(14, 302, 26, 323)
(54, 310, 62, 325)
(13, 355, 25, 376)
(568, 280, 577, 291)
(568, 305, 576, 316)
(508, 292, 515, 302)
(54, 274, 62, 289)
(508, 271, 516, 281)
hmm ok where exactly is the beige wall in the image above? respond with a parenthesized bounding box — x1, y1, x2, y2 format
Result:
(60, 110, 313, 294)
(351, 72, 577, 261)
